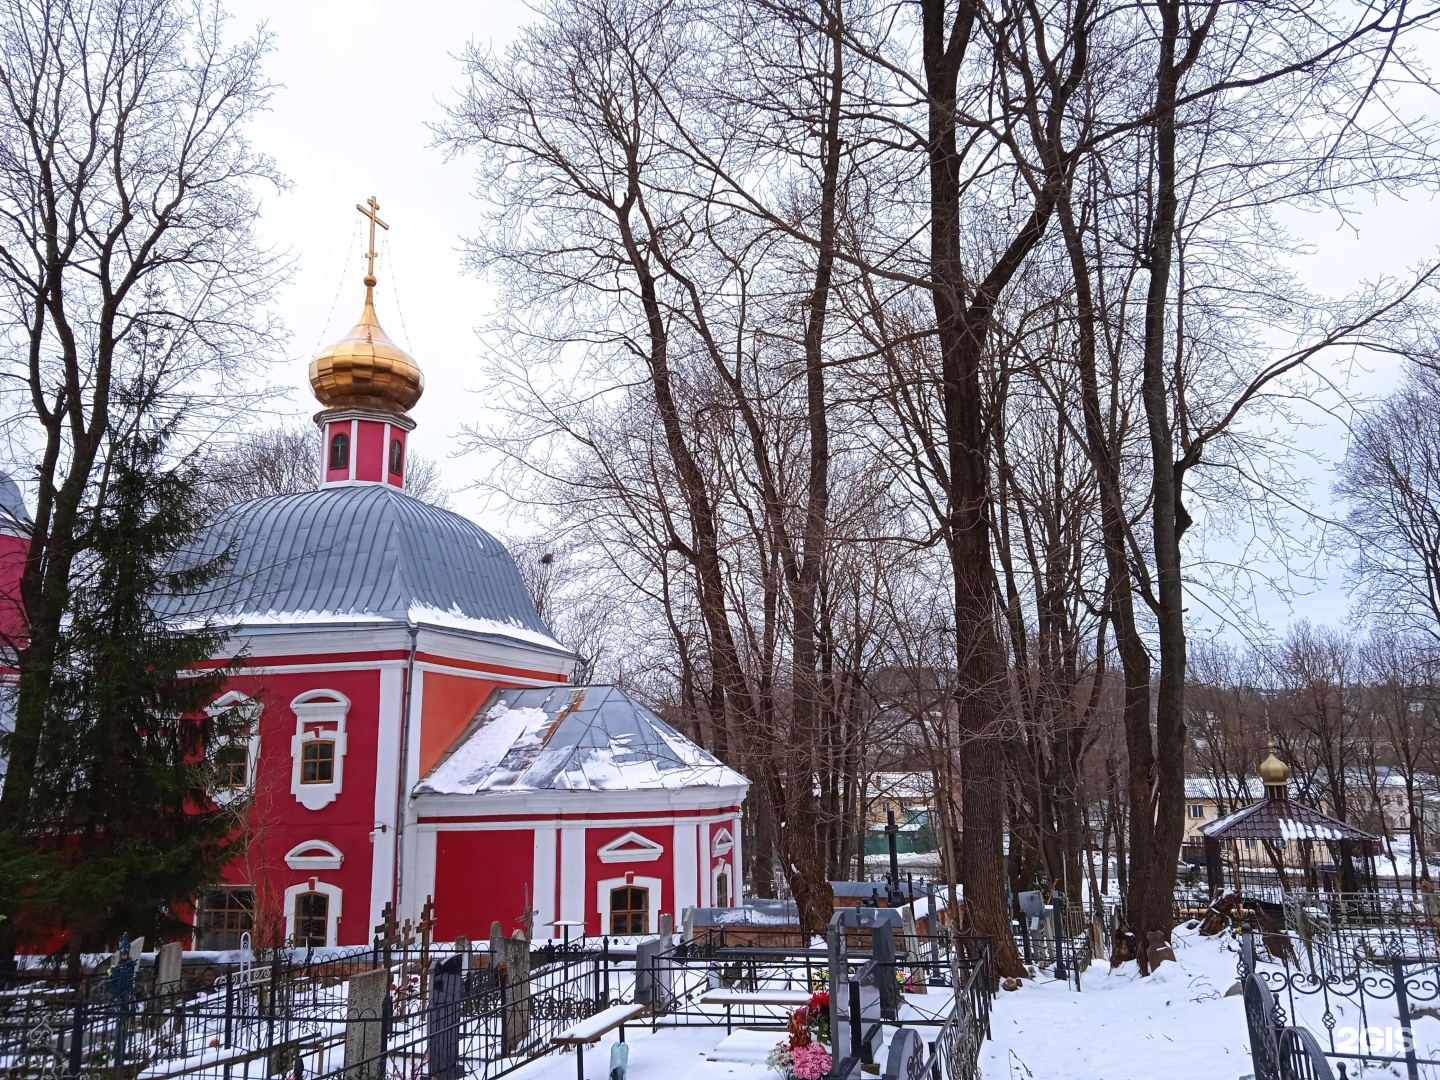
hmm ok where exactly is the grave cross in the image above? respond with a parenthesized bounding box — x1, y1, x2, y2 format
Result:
(416, 896, 438, 1009)
(374, 901, 401, 968)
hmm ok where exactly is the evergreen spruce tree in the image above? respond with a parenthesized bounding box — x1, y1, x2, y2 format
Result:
(19, 425, 242, 955)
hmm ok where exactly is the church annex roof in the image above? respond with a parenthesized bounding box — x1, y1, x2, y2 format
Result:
(160, 484, 568, 655)
(416, 685, 749, 795)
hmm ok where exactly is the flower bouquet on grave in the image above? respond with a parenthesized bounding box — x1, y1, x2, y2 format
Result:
(768, 992, 833, 1079)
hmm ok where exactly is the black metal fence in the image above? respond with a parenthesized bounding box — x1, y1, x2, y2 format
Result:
(1241, 924, 1440, 1080)
(3, 925, 992, 1080)
(0, 935, 614, 1080)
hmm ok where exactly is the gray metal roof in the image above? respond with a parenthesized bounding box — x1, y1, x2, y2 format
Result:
(416, 684, 750, 794)
(160, 484, 567, 654)
(0, 473, 30, 530)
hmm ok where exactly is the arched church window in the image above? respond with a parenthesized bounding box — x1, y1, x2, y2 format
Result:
(715, 872, 729, 908)
(609, 886, 648, 935)
(300, 740, 335, 784)
(388, 438, 404, 476)
(293, 891, 329, 947)
(329, 431, 349, 470)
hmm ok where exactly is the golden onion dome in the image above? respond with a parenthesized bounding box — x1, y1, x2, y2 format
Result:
(308, 281, 424, 414)
(1259, 747, 1290, 786)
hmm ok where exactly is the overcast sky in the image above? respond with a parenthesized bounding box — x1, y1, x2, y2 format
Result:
(230, 0, 1440, 640)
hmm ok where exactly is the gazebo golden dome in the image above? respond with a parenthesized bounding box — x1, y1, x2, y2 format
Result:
(308, 196, 423, 416)
(1259, 747, 1290, 788)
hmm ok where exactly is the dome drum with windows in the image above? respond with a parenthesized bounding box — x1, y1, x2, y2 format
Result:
(310, 197, 423, 490)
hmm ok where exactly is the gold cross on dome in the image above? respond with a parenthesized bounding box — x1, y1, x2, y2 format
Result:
(356, 195, 389, 285)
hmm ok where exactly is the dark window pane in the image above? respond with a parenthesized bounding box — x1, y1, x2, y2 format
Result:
(294, 892, 329, 947)
(329, 432, 349, 470)
(215, 745, 248, 788)
(301, 741, 334, 784)
(197, 887, 254, 950)
(389, 438, 404, 476)
(609, 886, 648, 935)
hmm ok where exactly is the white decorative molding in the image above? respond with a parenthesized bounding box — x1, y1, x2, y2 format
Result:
(285, 840, 344, 871)
(711, 860, 734, 907)
(596, 874, 662, 936)
(597, 830, 665, 864)
(289, 689, 351, 811)
(710, 827, 734, 857)
(208, 691, 262, 806)
(283, 879, 343, 947)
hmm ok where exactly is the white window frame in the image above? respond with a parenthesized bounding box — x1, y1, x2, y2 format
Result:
(290, 690, 350, 811)
(711, 861, 733, 907)
(596, 830, 664, 864)
(208, 691, 261, 806)
(284, 879, 342, 947)
(710, 827, 735, 858)
(597, 875, 662, 936)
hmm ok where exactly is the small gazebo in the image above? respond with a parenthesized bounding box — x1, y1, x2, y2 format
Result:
(1200, 749, 1381, 898)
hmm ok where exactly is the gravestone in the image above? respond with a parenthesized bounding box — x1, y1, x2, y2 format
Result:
(428, 954, 463, 1080)
(681, 906, 695, 943)
(156, 942, 182, 990)
(659, 912, 673, 939)
(827, 911, 848, 1053)
(344, 968, 390, 1080)
(495, 929, 531, 1054)
(900, 906, 925, 993)
(883, 1027, 926, 1080)
(634, 936, 674, 1013)
(870, 917, 899, 1020)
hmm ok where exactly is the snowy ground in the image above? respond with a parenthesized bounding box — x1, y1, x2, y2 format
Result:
(982, 927, 1252, 1080)
(499, 929, 1256, 1080)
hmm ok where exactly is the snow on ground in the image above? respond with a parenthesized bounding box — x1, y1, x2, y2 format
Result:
(503, 931, 1258, 1080)
(981, 926, 1252, 1080)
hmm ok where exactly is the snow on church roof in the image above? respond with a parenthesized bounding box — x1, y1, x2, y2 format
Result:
(416, 685, 749, 795)
(158, 484, 568, 655)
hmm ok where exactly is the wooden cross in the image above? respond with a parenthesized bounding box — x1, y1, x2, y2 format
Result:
(400, 916, 417, 950)
(417, 896, 438, 952)
(374, 901, 401, 968)
(355, 195, 389, 284)
(518, 885, 536, 942)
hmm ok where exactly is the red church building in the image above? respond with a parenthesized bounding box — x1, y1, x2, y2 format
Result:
(6, 202, 748, 951)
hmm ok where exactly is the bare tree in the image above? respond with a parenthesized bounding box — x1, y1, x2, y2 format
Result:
(0, 0, 282, 963)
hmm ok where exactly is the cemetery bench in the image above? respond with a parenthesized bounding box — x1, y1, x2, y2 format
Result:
(552, 1002, 648, 1079)
(698, 987, 813, 1034)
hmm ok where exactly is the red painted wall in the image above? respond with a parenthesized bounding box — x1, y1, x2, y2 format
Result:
(433, 830, 533, 940)
(419, 671, 501, 777)
(219, 666, 384, 946)
(584, 825, 674, 935)
(0, 531, 28, 643)
(355, 420, 385, 482)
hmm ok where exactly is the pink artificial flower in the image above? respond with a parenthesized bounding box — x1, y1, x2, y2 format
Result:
(790, 1042, 833, 1080)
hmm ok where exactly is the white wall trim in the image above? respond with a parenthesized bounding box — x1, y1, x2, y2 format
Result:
(285, 840, 344, 871)
(596, 875, 662, 936)
(284, 879, 343, 947)
(711, 860, 734, 907)
(289, 689, 350, 811)
(208, 691, 261, 807)
(597, 830, 665, 864)
(532, 826, 559, 938)
(371, 665, 404, 936)
(710, 827, 734, 857)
